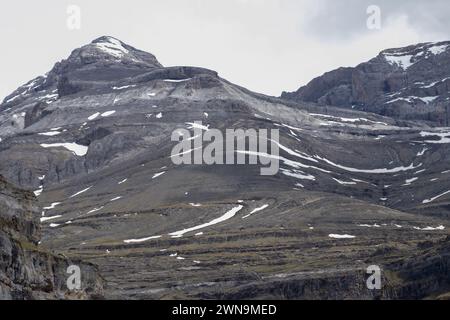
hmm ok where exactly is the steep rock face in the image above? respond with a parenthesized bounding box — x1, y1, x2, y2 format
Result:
(0, 176, 103, 299)
(282, 41, 450, 125)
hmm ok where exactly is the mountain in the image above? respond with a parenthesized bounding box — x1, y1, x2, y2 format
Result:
(281, 41, 450, 125)
(1, 37, 449, 299)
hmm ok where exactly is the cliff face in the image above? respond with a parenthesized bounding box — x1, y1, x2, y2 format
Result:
(0, 176, 103, 299)
(282, 41, 450, 125)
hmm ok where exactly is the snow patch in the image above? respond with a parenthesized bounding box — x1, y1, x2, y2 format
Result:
(95, 37, 129, 58)
(403, 177, 418, 186)
(40, 215, 62, 223)
(417, 148, 429, 156)
(387, 96, 438, 105)
(281, 169, 316, 181)
(87, 206, 104, 214)
(101, 110, 116, 117)
(43, 202, 61, 210)
(124, 235, 162, 244)
(69, 186, 92, 198)
(163, 78, 191, 83)
(34, 186, 43, 197)
(358, 224, 381, 228)
(310, 113, 387, 126)
(420, 131, 450, 144)
(88, 112, 100, 121)
(186, 122, 209, 131)
(168, 205, 243, 237)
(384, 54, 414, 69)
(40, 143, 88, 156)
(242, 204, 269, 219)
(112, 84, 136, 90)
(332, 178, 357, 185)
(316, 156, 420, 174)
(152, 171, 166, 179)
(38, 131, 61, 136)
(413, 225, 445, 231)
(189, 203, 202, 207)
(422, 190, 450, 204)
(429, 44, 448, 55)
(328, 234, 356, 239)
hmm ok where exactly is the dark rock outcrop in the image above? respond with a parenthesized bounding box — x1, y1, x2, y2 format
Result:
(0, 175, 103, 299)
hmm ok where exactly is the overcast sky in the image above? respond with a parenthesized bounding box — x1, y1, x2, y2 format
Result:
(1, 0, 449, 99)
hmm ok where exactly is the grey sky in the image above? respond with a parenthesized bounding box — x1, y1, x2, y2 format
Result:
(1, 0, 449, 99)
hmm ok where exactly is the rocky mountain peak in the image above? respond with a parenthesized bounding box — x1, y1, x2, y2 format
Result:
(0, 37, 164, 106)
(41, 36, 163, 81)
(70, 36, 163, 69)
(282, 40, 450, 125)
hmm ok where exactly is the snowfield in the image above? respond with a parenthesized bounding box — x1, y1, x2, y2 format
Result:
(40, 143, 88, 156)
(168, 205, 244, 238)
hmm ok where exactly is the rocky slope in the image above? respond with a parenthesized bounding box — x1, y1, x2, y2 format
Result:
(0, 37, 449, 299)
(281, 41, 450, 125)
(0, 175, 103, 299)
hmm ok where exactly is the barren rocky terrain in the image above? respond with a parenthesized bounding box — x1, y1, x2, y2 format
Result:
(1, 37, 449, 299)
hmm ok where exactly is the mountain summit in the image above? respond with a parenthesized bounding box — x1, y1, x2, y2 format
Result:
(1, 37, 217, 112)
(1, 37, 162, 105)
(85, 36, 162, 67)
